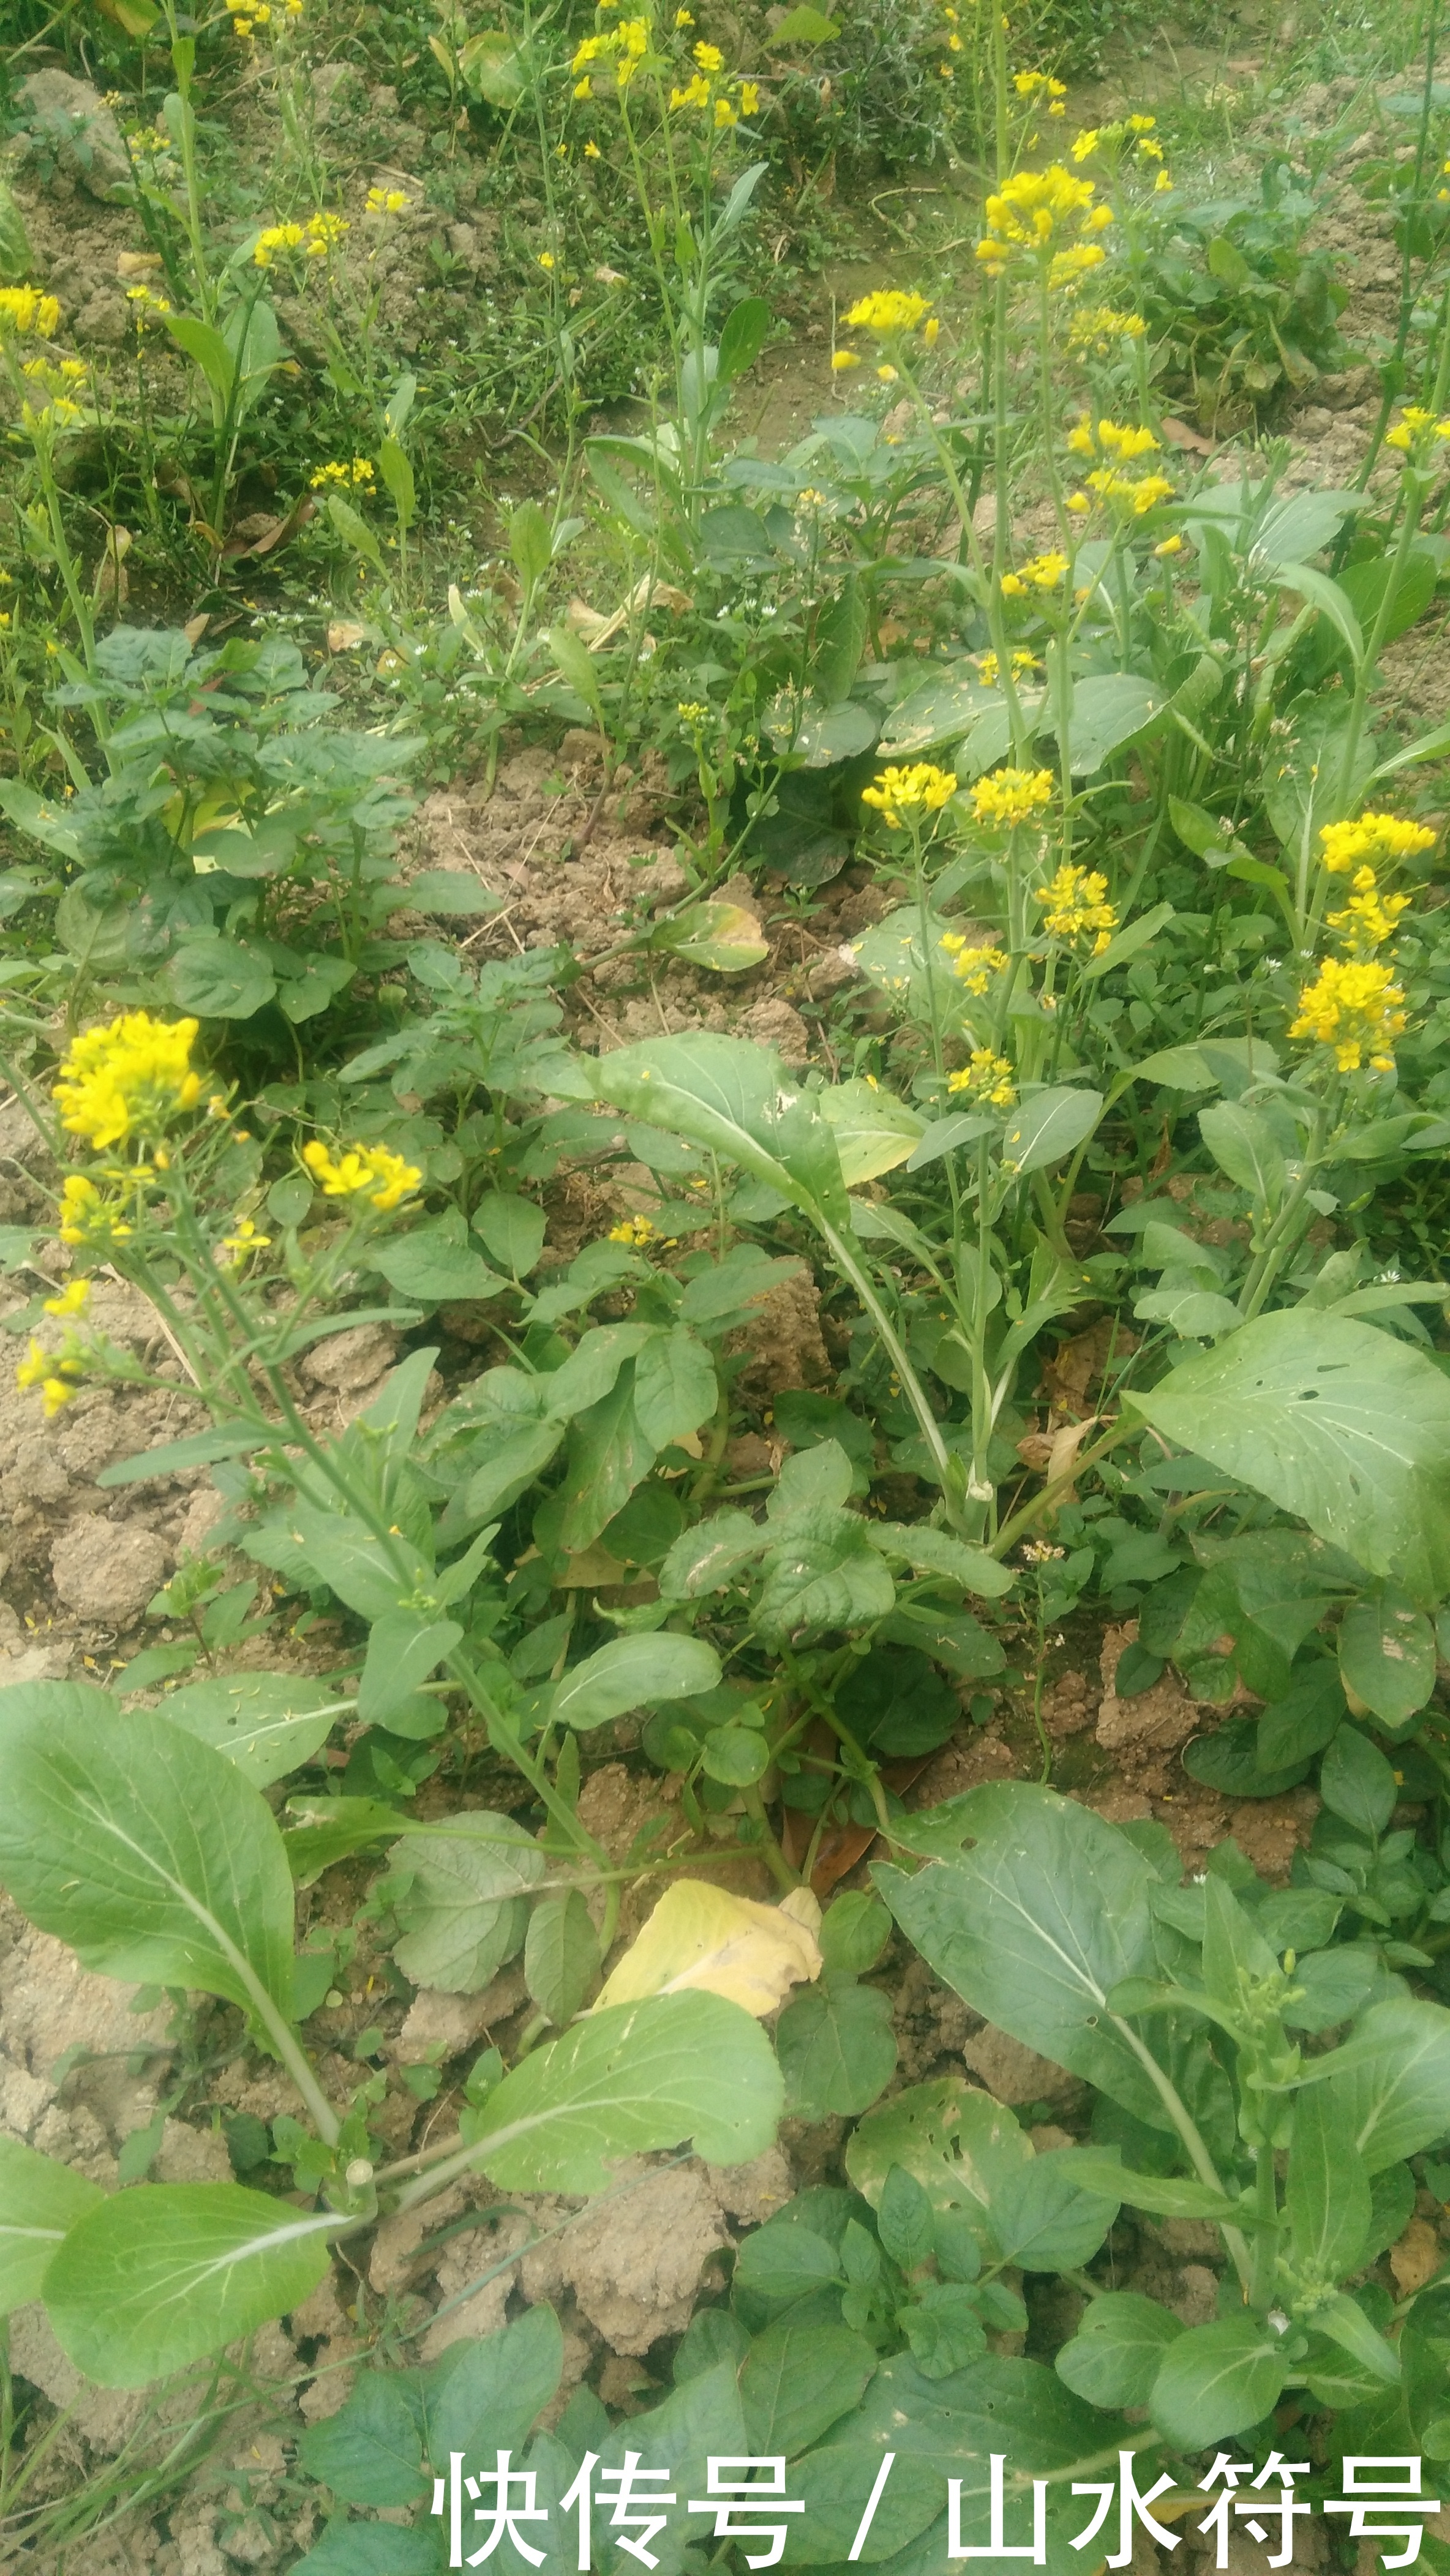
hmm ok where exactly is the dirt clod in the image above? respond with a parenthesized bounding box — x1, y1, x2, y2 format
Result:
(50, 1513, 170, 1623)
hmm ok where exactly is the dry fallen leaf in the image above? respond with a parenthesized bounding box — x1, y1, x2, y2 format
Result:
(116, 251, 163, 280)
(327, 620, 369, 653)
(1390, 2214, 1444, 2297)
(595, 1881, 822, 2016)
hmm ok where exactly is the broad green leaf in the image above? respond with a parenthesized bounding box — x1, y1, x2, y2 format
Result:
(984, 2152, 1120, 2270)
(1056, 2291, 1184, 2409)
(1056, 673, 1165, 774)
(1302, 1999, 1450, 2171)
(358, 1612, 462, 1728)
(864, 1521, 1015, 1599)
(875, 1785, 1168, 2129)
(389, 1812, 543, 1991)
(1148, 2315, 1288, 2446)
(1338, 1587, 1436, 1728)
(701, 1724, 770, 1785)
(97, 1425, 266, 1488)
(1320, 1727, 1397, 1836)
(378, 433, 415, 533)
(555, 1367, 657, 1556)
(296, 2371, 427, 2506)
(293, 2525, 437, 2576)
(464, 1991, 784, 2188)
(164, 309, 235, 400)
(659, 1508, 762, 1598)
(742, 2313, 876, 2457)
(43, 2185, 333, 2386)
(1000, 1088, 1103, 1177)
(409, 868, 503, 916)
(1198, 1101, 1286, 1208)
(717, 294, 773, 382)
(1059, 2153, 1241, 2221)
(290, 1503, 430, 1620)
(283, 1795, 408, 1885)
(525, 1889, 600, 2024)
(0, 179, 33, 284)
(818, 1080, 924, 1184)
(430, 2302, 566, 2459)
(474, 1193, 548, 1273)
(1287, 2083, 1371, 2285)
(659, 900, 770, 972)
(766, 4, 840, 39)
(0, 1685, 296, 2020)
(777, 1978, 898, 2119)
(328, 489, 385, 572)
(462, 1420, 568, 1522)
(846, 2076, 1032, 2214)
(818, 1892, 892, 1976)
(551, 1633, 721, 1731)
(168, 934, 277, 1020)
(459, 26, 530, 103)
(583, 1033, 849, 1223)
(1309, 2288, 1402, 2382)
(0, 2135, 104, 2315)
(157, 1672, 344, 1786)
(1127, 1311, 1450, 1604)
(633, 1327, 718, 1450)
(372, 1227, 506, 1303)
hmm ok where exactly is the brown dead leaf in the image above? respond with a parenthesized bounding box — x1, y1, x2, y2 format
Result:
(1160, 416, 1215, 455)
(1390, 2215, 1444, 2297)
(116, 252, 163, 281)
(1042, 1317, 1137, 1418)
(221, 492, 315, 562)
(182, 613, 210, 648)
(594, 1881, 822, 2015)
(92, 525, 132, 610)
(328, 620, 369, 653)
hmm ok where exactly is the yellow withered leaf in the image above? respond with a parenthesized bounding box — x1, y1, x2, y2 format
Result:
(595, 1881, 822, 2018)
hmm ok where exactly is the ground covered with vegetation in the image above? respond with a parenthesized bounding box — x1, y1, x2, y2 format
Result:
(9, 0, 1450, 2566)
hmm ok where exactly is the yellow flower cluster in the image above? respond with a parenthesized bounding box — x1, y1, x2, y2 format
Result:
(1013, 70, 1067, 110)
(1001, 550, 1068, 597)
(1073, 468, 1175, 515)
(311, 457, 375, 489)
(947, 1049, 1017, 1106)
(58, 1174, 133, 1249)
(970, 766, 1054, 826)
(861, 763, 956, 830)
(1065, 417, 1173, 518)
(976, 167, 1113, 288)
(1067, 305, 1147, 351)
(1327, 874, 1413, 958)
(0, 286, 62, 340)
(301, 1140, 421, 1211)
(226, 0, 302, 36)
(366, 186, 411, 215)
(1067, 416, 1159, 461)
(1035, 861, 1118, 951)
(1290, 957, 1407, 1073)
(17, 354, 88, 432)
(1318, 813, 1437, 873)
(54, 1013, 204, 1151)
(846, 291, 933, 335)
(1384, 406, 1450, 457)
(941, 933, 1008, 996)
(16, 1333, 86, 1419)
(609, 1215, 658, 1245)
(1070, 114, 1168, 185)
(975, 649, 1042, 685)
(220, 1214, 272, 1265)
(254, 212, 347, 268)
(573, 17, 650, 93)
(126, 282, 174, 329)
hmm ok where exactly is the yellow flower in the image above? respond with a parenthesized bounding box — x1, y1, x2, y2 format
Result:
(57, 1174, 133, 1249)
(676, 7, 693, 19)
(844, 290, 933, 336)
(1035, 861, 1118, 949)
(678, 699, 710, 721)
(42, 1278, 90, 1319)
(1003, 549, 1068, 597)
(53, 1013, 203, 1150)
(714, 93, 738, 123)
(17, 1335, 85, 1416)
(366, 185, 410, 214)
(975, 650, 1041, 686)
(584, 138, 601, 154)
(739, 80, 759, 113)
(1318, 813, 1437, 874)
(1067, 305, 1146, 352)
(941, 933, 1009, 996)
(220, 1215, 272, 1264)
(694, 38, 724, 67)
(0, 286, 62, 339)
(670, 71, 710, 106)
(947, 1048, 1016, 1106)
(1327, 882, 1413, 957)
(1071, 127, 1100, 160)
(970, 766, 1055, 826)
(609, 1215, 657, 1246)
(310, 457, 375, 489)
(877, 362, 898, 382)
(539, 250, 557, 270)
(976, 166, 1107, 280)
(301, 1140, 422, 1212)
(1075, 464, 1174, 517)
(1384, 405, 1450, 457)
(1154, 534, 1184, 556)
(1154, 168, 1173, 191)
(832, 349, 860, 370)
(1290, 957, 1407, 1073)
(860, 763, 957, 830)
(1067, 416, 1159, 460)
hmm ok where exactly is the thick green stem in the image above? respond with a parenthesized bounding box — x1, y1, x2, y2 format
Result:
(817, 1214, 966, 1528)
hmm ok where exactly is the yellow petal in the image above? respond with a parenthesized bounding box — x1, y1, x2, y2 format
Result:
(594, 1881, 822, 2017)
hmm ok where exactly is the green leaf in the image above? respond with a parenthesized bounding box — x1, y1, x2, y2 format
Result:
(0, 1685, 296, 2020)
(766, 4, 839, 38)
(43, 2185, 333, 2387)
(408, 869, 503, 916)
(292, 2525, 437, 2576)
(546, 624, 605, 728)
(1056, 673, 1165, 774)
(633, 1327, 718, 1449)
(1301, 1999, 1450, 2171)
(289, 1503, 429, 1622)
(461, 1420, 568, 1522)
(1056, 2291, 1184, 2409)
(818, 1079, 925, 1185)
(296, 2371, 427, 2506)
(716, 294, 772, 381)
(1198, 1101, 1287, 1207)
(878, 2162, 936, 2269)
(474, 1193, 547, 1273)
(389, 1812, 543, 1991)
(464, 1991, 784, 2188)
(0, 180, 34, 285)
(1127, 1310, 1450, 1604)
(875, 1786, 1168, 2130)
(701, 1724, 771, 1785)
(168, 934, 277, 1021)
(819, 1892, 892, 1975)
(1148, 2315, 1288, 2446)
(1338, 1586, 1437, 1728)
(1287, 2081, 1371, 2283)
(525, 1889, 600, 2024)
(777, 1979, 898, 2119)
(1310, 2287, 1402, 2382)
(282, 1795, 406, 1885)
(459, 26, 530, 103)
(1320, 1727, 1398, 1835)
(0, 2135, 104, 2315)
(741, 2313, 875, 2456)
(164, 309, 234, 400)
(97, 1426, 269, 1488)
(582, 1033, 849, 1224)
(1058, 2152, 1241, 2220)
(863, 1521, 1016, 1599)
(656, 899, 770, 974)
(157, 1672, 344, 1786)
(326, 490, 385, 573)
(984, 2153, 1120, 2269)
(358, 1612, 462, 1728)
(430, 2302, 565, 2457)
(372, 1227, 506, 1303)
(1000, 1087, 1103, 1177)
(551, 1633, 721, 1731)
(378, 433, 415, 536)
